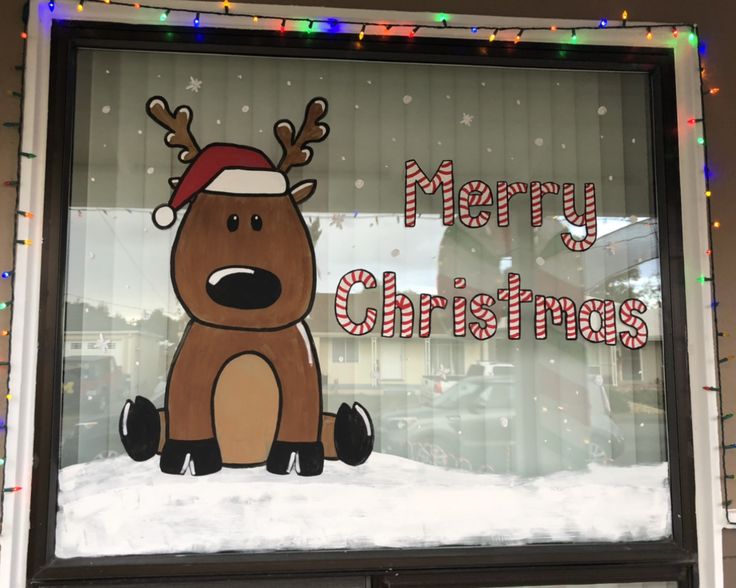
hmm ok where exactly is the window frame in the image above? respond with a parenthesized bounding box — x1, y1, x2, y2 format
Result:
(28, 19, 696, 587)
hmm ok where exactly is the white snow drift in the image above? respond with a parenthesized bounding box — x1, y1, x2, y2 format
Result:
(55, 453, 670, 558)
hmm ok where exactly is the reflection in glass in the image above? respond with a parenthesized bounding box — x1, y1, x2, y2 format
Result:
(58, 48, 670, 554)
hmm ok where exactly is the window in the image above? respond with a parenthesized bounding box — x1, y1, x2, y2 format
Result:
(429, 339, 465, 376)
(332, 338, 359, 363)
(28, 18, 695, 588)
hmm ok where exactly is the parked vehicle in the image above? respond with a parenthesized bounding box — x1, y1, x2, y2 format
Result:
(465, 362, 515, 378)
(60, 355, 131, 466)
(380, 374, 624, 474)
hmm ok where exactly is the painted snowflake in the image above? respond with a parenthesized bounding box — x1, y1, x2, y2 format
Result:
(329, 213, 346, 229)
(93, 333, 111, 352)
(185, 76, 203, 93)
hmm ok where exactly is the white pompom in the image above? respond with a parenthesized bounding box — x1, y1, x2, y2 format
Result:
(152, 204, 176, 229)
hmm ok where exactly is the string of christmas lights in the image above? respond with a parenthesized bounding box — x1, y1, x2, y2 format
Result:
(0, 8, 31, 498)
(41, 1, 699, 45)
(689, 23, 736, 521)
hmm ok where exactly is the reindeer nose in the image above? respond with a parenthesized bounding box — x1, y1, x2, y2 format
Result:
(206, 266, 282, 309)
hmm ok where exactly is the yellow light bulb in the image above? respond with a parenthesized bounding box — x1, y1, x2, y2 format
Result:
(253, 15, 258, 23)
(706, 190, 712, 197)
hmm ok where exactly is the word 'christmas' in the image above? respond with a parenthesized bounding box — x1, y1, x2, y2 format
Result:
(335, 271, 648, 350)
(405, 160, 598, 252)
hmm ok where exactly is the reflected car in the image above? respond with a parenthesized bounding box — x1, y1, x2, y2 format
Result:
(380, 375, 625, 474)
(60, 355, 131, 465)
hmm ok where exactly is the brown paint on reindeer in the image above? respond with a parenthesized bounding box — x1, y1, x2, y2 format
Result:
(119, 96, 373, 477)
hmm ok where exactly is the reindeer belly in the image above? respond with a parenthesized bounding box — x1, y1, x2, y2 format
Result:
(213, 353, 279, 466)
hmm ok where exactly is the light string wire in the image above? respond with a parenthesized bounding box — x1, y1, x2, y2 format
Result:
(66, 0, 696, 38)
(0, 2, 29, 509)
(693, 24, 734, 521)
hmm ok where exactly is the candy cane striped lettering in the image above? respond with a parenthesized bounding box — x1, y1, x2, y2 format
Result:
(534, 295, 577, 340)
(469, 294, 497, 340)
(419, 294, 448, 338)
(579, 298, 615, 344)
(530, 181, 560, 227)
(619, 298, 648, 349)
(496, 181, 528, 227)
(603, 300, 617, 345)
(453, 296, 467, 336)
(404, 159, 454, 227)
(335, 269, 378, 336)
(497, 273, 533, 340)
(382, 271, 414, 338)
(458, 180, 493, 228)
(561, 182, 598, 252)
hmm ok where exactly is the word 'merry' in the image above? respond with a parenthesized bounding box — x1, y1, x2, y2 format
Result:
(404, 159, 598, 252)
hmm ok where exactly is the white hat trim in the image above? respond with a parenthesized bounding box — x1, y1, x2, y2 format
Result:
(205, 169, 288, 195)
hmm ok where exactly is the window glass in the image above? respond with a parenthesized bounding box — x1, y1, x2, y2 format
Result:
(56, 48, 670, 558)
(332, 337, 360, 363)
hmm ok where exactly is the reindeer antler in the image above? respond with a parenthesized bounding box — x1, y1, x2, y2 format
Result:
(274, 97, 330, 174)
(146, 96, 200, 163)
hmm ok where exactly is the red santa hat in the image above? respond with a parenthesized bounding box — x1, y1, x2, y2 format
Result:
(152, 144, 288, 229)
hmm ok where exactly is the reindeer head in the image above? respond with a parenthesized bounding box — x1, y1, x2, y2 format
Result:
(146, 96, 329, 330)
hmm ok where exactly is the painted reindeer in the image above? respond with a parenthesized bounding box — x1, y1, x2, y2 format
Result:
(118, 96, 373, 476)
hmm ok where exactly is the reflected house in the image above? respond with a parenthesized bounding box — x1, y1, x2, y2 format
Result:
(307, 218, 664, 400)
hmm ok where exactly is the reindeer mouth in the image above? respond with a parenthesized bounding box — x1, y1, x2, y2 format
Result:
(206, 266, 282, 309)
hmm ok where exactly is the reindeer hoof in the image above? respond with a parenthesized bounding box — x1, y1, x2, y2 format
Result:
(267, 441, 324, 476)
(160, 438, 222, 476)
(335, 402, 374, 466)
(119, 396, 160, 462)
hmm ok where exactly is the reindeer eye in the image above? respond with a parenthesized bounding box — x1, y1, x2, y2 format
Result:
(227, 214, 239, 232)
(251, 215, 263, 231)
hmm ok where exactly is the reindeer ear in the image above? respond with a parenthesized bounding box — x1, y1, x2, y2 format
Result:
(290, 180, 317, 204)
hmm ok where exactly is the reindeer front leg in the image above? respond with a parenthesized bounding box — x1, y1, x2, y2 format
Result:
(266, 324, 323, 476)
(161, 323, 222, 476)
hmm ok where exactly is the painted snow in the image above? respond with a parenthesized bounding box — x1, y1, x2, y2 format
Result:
(56, 453, 670, 558)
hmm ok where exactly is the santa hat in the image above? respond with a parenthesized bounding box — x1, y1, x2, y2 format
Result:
(152, 144, 288, 229)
